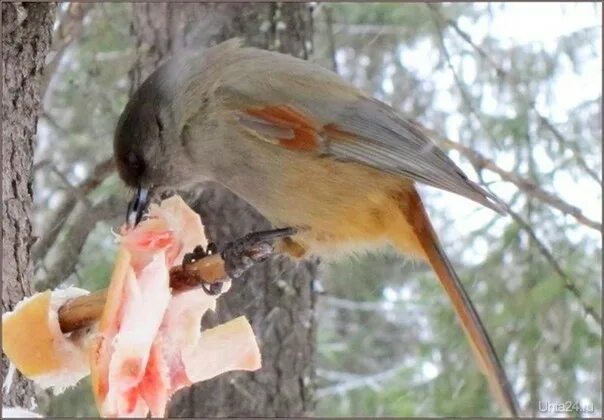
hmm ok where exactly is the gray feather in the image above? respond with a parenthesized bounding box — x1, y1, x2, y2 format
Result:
(328, 99, 506, 214)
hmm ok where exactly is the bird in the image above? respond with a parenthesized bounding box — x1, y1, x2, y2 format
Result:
(114, 39, 519, 416)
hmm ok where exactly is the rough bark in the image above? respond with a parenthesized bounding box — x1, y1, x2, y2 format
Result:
(1, 2, 56, 408)
(128, 3, 318, 417)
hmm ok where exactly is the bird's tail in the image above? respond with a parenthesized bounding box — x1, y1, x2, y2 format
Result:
(394, 187, 519, 417)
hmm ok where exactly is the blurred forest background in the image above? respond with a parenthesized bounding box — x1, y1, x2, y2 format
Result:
(17, 1, 602, 417)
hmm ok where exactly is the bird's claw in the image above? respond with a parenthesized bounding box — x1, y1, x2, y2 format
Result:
(182, 243, 216, 265)
(182, 243, 223, 295)
(221, 227, 298, 279)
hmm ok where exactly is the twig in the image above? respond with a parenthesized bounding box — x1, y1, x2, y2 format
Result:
(32, 158, 115, 262)
(474, 171, 601, 326)
(41, 2, 94, 99)
(33, 159, 52, 172)
(57, 229, 289, 333)
(319, 295, 423, 312)
(58, 255, 227, 334)
(317, 360, 409, 398)
(323, 5, 338, 74)
(329, 23, 412, 36)
(36, 196, 124, 291)
(427, 5, 600, 231)
(428, 8, 502, 149)
(533, 113, 601, 186)
(427, 4, 602, 187)
(506, 206, 602, 326)
(57, 289, 108, 333)
(57, 254, 225, 333)
(49, 165, 93, 210)
(427, 4, 506, 77)
(441, 138, 601, 231)
(40, 111, 69, 138)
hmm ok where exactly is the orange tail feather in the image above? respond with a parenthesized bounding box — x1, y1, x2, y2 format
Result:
(397, 187, 519, 416)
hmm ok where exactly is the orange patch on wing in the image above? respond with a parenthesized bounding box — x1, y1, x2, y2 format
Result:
(246, 105, 320, 151)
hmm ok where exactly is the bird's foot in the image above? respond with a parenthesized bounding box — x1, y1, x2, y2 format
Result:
(221, 227, 298, 279)
(182, 227, 297, 295)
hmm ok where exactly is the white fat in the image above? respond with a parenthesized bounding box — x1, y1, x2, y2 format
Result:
(2, 287, 93, 394)
(148, 195, 208, 264)
(37, 288, 92, 394)
(182, 316, 261, 383)
(160, 288, 220, 353)
(48, 287, 90, 310)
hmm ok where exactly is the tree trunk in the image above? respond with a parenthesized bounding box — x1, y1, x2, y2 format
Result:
(1, 2, 56, 408)
(128, 3, 318, 417)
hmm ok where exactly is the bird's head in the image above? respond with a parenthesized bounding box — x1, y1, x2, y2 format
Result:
(114, 72, 197, 226)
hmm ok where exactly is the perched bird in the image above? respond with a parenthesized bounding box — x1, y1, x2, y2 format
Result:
(114, 39, 518, 416)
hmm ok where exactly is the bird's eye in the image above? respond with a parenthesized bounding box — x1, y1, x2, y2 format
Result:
(127, 151, 146, 178)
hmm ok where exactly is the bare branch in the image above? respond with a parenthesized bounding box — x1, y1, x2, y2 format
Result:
(330, 23, 415, 36)
(533, 113, 601, 185)
(473, 170, 601, 327)
(49, 164, 93, 209)
(32, 158, 115, 262)
(425, 8, 600, 232)
(320, 295, 423, 313)
(428, 8, 502, 149)
(427, 4, 602, 186)
(317, 360, 409, 398)
(427, 4, 506, 77)
(506, 206, 601, 326)
(441, 138, 601, 231)
(323, 5, 338, 74)
(442, 40, 603, 324)
(40, 111, 69, 137)
(57, 227, 291, 333)
(41, 2, 94, 99)
(33, 159, 52, 172)
(35, 196, 125, 291)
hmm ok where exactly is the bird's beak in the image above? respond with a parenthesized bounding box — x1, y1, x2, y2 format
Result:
(126, 185, 150, 228)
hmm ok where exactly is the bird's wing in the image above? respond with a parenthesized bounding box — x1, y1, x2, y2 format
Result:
(213, 45, 504, 213)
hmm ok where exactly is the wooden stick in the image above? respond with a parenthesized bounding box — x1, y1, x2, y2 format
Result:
(57, 227, 293, 334)
(57, 289, 108, 333)
(58, 254, 227, 333)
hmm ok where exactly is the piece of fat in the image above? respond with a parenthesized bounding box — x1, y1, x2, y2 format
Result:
(93, 195, 262, 418)
(3, 194, 262, 418)
(2, 287, 92, 394)
(182, 316, 262, 383)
